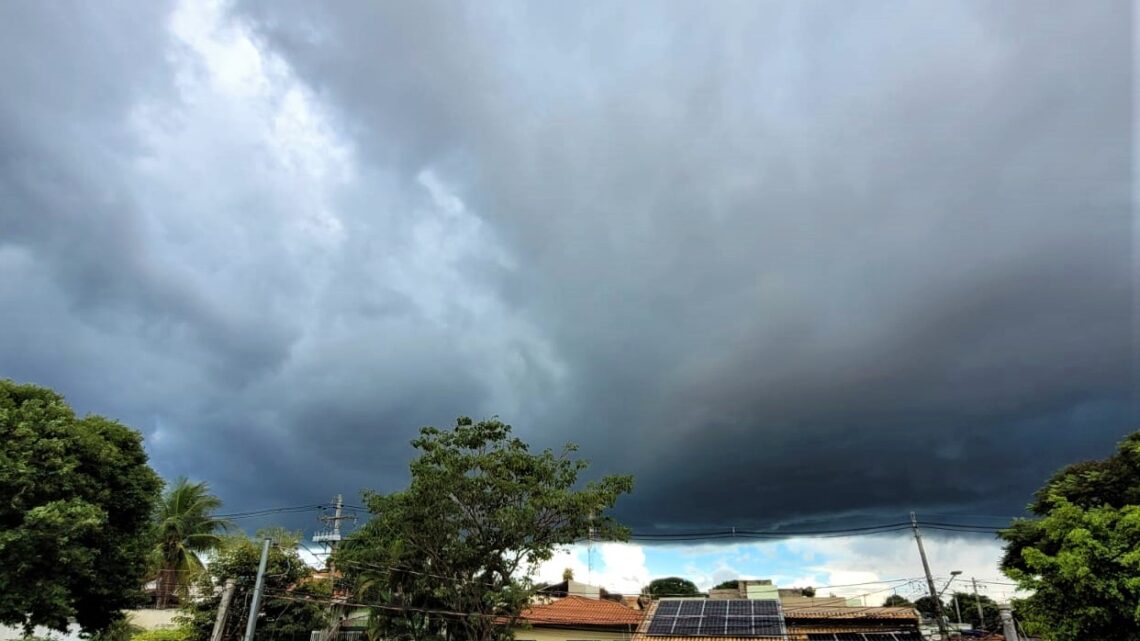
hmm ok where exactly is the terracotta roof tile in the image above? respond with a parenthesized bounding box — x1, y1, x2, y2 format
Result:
(519, 595, 645, 627)
(783, 606, 918, 621)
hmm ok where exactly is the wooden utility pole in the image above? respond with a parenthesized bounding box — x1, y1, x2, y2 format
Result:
(910, 512, 951, 641)
(209, 579, 237, 641)
(971, 577, 986, 630)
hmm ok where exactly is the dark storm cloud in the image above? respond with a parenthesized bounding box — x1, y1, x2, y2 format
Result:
(0, 0, 1132, 533)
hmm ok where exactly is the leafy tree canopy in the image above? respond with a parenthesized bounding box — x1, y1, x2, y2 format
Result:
(881, 594, 913, 608)
(647, 577, 700, 598)
(335, 417, 633, 641)
(946, 591, 1000, 632)
(183, 530, 327, 641)
(999, 431, 1140, 641)
(712, 580, 739, 591)
(913, 595, 943, 619)
(0, 380, 163, 634)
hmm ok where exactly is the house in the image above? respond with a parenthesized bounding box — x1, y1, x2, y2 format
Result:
(711, 582, 855, 609)
(514, 595, 645, 641)
(535, 579, 605, 601)
(782, 605, 923, 640)
(632, 598, 923, 641)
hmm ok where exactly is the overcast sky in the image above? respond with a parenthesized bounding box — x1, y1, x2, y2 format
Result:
(1, 0, 1135, 580)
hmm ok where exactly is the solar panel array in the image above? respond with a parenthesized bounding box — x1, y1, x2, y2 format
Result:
(647, 599, 787, 637)
(806, 633, 923, 641)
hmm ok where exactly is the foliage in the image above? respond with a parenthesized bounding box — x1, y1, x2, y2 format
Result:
(131, 628, 191, 641)
(712, 580, 739, 591)
(336, 417, 633, 641)
(561, 568, 574, 582)
(799, 586, 815, 597)
(947, 591, 1000, 632)
(182, 531, 327, 641)
(90, 618, 142, 641)
(153, 477, 230, 608)
(999, 431, 1140, 641)
(881, 594, 913, 608)
(0, 380, 163, 634)
(647, 577, 700, 598)
(913, 596, 942, 619)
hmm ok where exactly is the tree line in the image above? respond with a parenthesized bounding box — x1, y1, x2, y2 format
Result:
(2, 379, 1138, 641)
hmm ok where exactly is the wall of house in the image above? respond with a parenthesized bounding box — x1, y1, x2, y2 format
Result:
(127, 609, 182, 630)
(511, 627, 635, 641)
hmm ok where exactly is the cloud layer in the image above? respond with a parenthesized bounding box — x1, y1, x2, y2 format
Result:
(0, 0, 1134, 534)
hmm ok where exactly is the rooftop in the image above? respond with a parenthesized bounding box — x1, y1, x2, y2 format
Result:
(517, 595, 645, 628)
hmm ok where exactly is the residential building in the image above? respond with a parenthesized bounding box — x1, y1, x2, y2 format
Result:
(514, 595, 645, 641)
(535, 579, 605, 602)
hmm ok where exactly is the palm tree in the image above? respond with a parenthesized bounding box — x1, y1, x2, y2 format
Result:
(153, 477, 230, 608)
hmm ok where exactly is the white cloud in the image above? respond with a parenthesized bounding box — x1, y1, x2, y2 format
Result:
(534, 543, 652, 595)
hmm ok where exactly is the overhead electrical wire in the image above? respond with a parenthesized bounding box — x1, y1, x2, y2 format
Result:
(212, 502, 1010, 540)
(259, 589, 928, 639)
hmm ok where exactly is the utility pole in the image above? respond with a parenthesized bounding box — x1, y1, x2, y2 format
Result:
(953, 595, 962, 625)
(315, 495, 355, 641)
(999, 603, 1018, 640)
(209, 579, 237, 641)
(586, 510, 596, 585)
(315, 495, 355, 577)
(971, 578, 986, 630)
(910, 512, 951, 641)
(242, 539, 271, 641)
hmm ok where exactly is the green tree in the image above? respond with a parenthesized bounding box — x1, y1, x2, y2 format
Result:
(712, 580, 739, 590)
(913, 596, 943, 620)
(183, 530, 327, 641)
(336, 417, 633, 641)
(882, 594, 913, 608)
(154, 478, 230, 608)
(647, 577, 700, 598)
(1000, 431, 1140, 641)
(0, 380, 163, 635)
(947, 591, 1000, 632)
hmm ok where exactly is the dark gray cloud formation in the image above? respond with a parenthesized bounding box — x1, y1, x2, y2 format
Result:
(1, 0, 1133, 533)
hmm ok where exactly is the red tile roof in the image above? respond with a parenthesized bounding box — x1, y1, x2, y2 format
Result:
(783, 606, 918, 620)
(518, 595, 645, 627)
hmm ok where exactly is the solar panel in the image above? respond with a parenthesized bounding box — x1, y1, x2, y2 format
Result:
(724, 616, 752, 635)
(649, 600, 785, 637)
(752, 600, 780, 616)
(704, 600, 728, 616)
(751, 619, 784, 636)
(678, 601, 705, 616)
(728, 600, 752, 616)
(656, 601, 682, 616)
(647, 615, 677, 635)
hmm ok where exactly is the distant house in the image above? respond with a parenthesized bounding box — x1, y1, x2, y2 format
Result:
(632, 598, 922, 641)
(535, 579, 605, 601)
(514, 595, 645, 641)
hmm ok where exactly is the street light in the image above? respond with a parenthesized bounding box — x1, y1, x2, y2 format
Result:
(938, 570, 963, 597)
(940, 571, 964, 629)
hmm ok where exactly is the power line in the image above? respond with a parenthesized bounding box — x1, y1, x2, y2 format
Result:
(260, 590, 926, 639)
(212, 502, 1012, 541)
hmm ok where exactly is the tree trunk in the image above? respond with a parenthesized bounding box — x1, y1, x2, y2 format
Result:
(156, 567, 175, 609)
